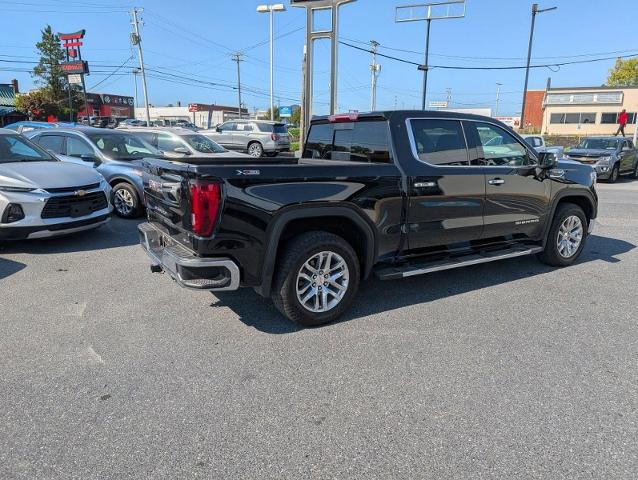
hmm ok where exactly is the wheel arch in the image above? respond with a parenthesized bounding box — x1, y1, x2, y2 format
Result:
(256, 205, 377, 297)
(543, 190, 597, 246)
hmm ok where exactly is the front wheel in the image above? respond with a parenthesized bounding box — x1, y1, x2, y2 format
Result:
(271, 231, 360, 327)
(247, 142, 264, 157)
(538, 203, 588, 267)
(608, 164, 620, 183)
(112, 183, 142, 219)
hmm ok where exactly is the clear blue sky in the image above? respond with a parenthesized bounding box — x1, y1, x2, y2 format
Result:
(1, 0, 636, 116)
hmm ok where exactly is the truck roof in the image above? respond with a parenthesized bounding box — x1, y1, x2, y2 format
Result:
(311, 110, 510, 126)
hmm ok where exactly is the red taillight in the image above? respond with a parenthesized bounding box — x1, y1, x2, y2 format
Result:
(271, 133, 280, 141)
(190, 182, 221, 237)
(328, 112, 359, 123)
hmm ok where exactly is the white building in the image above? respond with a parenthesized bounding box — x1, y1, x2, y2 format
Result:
(135, 104, 249, 128)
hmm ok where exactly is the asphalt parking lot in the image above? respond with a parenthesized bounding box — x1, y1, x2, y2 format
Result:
(1, 180, 637, 479)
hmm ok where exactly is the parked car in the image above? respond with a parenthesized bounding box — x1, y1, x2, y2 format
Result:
(26, 127, 162, 218)
(563, 137, 637, 183)
(521, 134, 564, 158)
(4, 121, 76, 134)
(118, 119, 148, 128)
(138, 110, 598, 327)
(122, 127, 249, 159)
(0, 128, 112, 240)
(201, 120, 290, 157)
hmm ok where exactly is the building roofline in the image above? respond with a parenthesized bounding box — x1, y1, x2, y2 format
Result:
(547, 85, 638, 91)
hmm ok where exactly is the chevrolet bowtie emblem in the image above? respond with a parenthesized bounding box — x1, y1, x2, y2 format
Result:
(75, 190, 87, 197)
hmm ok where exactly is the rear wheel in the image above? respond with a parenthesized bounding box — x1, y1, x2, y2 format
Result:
(271, 231, 360, 327)
(538, 203, 588, 267)
(247, 142, 264, 157)
(112, 182, 142, 219)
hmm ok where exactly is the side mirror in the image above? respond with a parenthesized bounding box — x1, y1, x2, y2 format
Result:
(80, 154, 100, 165)
(216, 127, 222, 133)
(173, 147, 191, 155)
(539, 151, 558, 169)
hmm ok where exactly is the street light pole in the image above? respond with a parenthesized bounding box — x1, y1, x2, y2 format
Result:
(130, 8, 151, 127)
(495, 82, 502, 117)
(520, 3, 556, 131)
(257, 4, 286, 121)
(421, 19, 431, 110)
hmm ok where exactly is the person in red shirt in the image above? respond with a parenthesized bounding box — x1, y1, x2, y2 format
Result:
(615, 109, 628, 137)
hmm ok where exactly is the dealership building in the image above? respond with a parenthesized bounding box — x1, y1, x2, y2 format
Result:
(536, 86, 637, 136)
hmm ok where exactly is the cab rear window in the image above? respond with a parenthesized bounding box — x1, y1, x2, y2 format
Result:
(303, 121, 392, 163)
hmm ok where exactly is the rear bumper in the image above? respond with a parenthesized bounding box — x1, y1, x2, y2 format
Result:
(138, 222, 240, 291)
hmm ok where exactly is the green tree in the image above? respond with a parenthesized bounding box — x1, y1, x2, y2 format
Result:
(33, 25, 66, 101)
(290, 107, 301, 127)
(15, 89, 58, 120)
(607, 58, 638, 86)
(266, 106, 281, 122)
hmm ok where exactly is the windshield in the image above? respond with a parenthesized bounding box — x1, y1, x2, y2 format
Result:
(182, 134, 226, 153)
(576, 138, 620, 150)
(0, 134, 55, 163)
(87, 133, 161, 160)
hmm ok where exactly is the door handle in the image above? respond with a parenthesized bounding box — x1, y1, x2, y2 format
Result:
(413, 181, 436, 188)
(488, 178, 505, 186)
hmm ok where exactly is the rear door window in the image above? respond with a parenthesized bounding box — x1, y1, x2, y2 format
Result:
(303, 121, 392, 163)
(66, 136, 95, 157)
(409, 119, 469, 166)
(36, 135, 65, 154)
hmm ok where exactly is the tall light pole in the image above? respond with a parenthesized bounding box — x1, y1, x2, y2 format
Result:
(232, 53, 244, 119)
(257, 3, 286, 121)
(495, 82, 502, 117)
(396, 1, 465, 110)
(520, 3, 557, 131)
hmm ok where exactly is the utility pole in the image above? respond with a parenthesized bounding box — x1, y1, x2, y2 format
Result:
(445, 87, 452, 105)
(130, 8, 151, 126)
(495, 82, 502, 116)
(520, 3, 557, 131)
(232, 53, 244, 119)
(369, 40, 381, 111)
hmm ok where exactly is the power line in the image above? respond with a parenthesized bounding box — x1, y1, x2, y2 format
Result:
(88, 55, 134, 90)
(339, 41, 638, 71)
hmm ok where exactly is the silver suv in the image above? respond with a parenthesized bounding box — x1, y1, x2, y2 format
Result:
(201, 120, 290, 157)
(122, 127, 249, 159)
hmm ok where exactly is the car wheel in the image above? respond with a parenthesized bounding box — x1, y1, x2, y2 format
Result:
(271, 231, 360, 327)
(537, 203, 588, 267)
(608, 164, 620, 183)
(112, 182, 142, 219)
(632, 161, 638, 179)
(247, 142, 264, 157)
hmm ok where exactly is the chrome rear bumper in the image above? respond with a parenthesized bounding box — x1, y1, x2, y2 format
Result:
(138, 222, 240, 291)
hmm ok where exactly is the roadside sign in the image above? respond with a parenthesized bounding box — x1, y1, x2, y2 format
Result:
(188, 104, 199, 113)
(429, 101, 448, 108)
(61, 60, 89, 75)
(280, 106, 293, 118)
(67, 74, 82, 85)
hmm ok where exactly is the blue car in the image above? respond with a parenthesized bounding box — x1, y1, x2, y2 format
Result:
(4, 121, 76, 134)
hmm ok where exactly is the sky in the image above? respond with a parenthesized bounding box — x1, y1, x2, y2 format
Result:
(1, 0, 637, 117)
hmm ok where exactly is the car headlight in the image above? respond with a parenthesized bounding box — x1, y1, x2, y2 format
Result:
(597, 156, 612, 166)
(0, 186, 36, 193)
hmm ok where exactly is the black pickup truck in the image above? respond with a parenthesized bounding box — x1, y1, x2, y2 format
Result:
(138, 111, 598, 326)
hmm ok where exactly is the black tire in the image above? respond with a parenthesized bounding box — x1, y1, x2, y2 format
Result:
(608, 163, 620, 183)
(271, 231, 360, 327)
(112, 182, 142, 219)
(537, 202, 588, 267)
(247, 142, 264, 157)
(632, 161, 638, 180)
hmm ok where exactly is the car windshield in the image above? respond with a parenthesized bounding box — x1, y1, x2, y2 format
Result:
(87, 133, 161, 160)
(0, 134, 55, 163)
(576, 138, 620, 150)
(182, 134, 226, 153)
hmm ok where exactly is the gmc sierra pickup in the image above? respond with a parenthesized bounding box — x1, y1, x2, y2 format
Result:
(138, 111, 598, 326)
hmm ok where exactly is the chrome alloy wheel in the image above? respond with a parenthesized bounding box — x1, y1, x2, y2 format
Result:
(114, 188, 134, 216)
(296, 251, 350, 313)
(557, 215, 584, 258)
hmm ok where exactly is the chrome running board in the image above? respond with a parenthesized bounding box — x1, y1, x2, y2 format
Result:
(375, 245, 543, 280)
